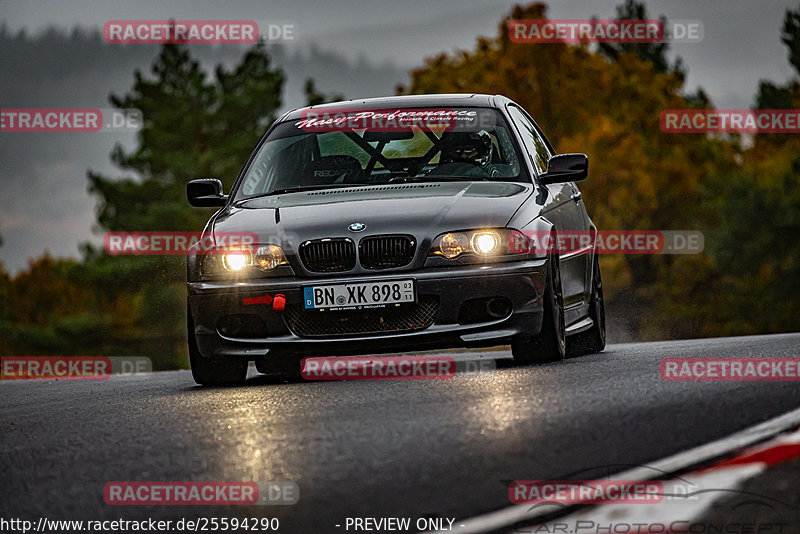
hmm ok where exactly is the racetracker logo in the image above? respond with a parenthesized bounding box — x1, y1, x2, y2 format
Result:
(660, 357, 800, 381)
(301, 356, 456, 380)
(103, 231, 259, 255)
(509, 480, 665, 504)
(660, 109, 800, 133)
(0, 108, 142, 133)
(508, 230, 703, 255)
(509, 19, 662, 44)
(104, 20, 257, 44)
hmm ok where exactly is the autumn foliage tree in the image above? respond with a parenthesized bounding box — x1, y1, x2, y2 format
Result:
(399, 1, 796, 339)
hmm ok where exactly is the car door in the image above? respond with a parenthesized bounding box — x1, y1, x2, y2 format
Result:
(506, 104, 589, 309)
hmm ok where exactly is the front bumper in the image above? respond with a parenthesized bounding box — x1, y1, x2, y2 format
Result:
(188, 259, 547, 359)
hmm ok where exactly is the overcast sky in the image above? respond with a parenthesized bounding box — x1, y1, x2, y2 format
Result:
(4, 0, 797, 91)
(1, 0, 798, 273)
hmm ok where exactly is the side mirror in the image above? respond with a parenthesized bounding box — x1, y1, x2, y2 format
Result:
(187, 179, 228, 207)
(539, 153, 588, 184)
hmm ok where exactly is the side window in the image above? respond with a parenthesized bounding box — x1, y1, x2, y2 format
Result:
(507, 105, 551, 175)
(530, 121, 555, 160)
(239, 135, 312, 197)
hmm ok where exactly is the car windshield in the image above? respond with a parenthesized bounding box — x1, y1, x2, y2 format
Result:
(233, 107, 527, 200)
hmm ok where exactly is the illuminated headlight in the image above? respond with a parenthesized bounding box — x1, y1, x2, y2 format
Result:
(472, 231, 501, 255)
(202, 245, 288, 275)
(223, 249, 250, 271)
(430, 229, 510, 259)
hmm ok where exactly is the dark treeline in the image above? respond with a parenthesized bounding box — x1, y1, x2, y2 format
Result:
(1, 2, 798, 367)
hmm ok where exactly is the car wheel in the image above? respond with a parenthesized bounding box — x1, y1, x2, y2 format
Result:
(566, 255, 606, 357)
(188, 306, 248, 386)
(255, 351, 303, 382)
(511, 251, 566, 365)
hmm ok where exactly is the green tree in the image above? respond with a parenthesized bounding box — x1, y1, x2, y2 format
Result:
(304, 78, 344, 106)
(782, 7, 800, 74)
(83, 42, 285, 368)
(754, 7, 800, 147)
(89, 43, 284, 233)
(597, 0, 678, 76)
(693, 6, 800, 336)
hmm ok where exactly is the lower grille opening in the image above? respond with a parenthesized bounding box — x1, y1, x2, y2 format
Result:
(457, 297, 513, 325)
(284, 296, 439, 338)
(217, 314, 269, 338)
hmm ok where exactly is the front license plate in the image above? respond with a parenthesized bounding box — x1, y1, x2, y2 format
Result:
(303, 280, 415, 310)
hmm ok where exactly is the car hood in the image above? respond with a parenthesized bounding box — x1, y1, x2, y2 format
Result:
(212, 181, 534, 248)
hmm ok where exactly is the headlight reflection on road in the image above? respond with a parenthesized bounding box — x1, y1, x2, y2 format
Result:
(191, 392, 300, 484)
(458, 358, 547, 435)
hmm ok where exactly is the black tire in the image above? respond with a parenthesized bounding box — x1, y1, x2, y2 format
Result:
(188, 307, 247, 386)
(566, 254, 606, 357)
(511, 251, 566, 365)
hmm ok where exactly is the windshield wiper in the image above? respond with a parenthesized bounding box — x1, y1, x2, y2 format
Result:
(389, 175, 489, 183)
(247, 184, 369, 199)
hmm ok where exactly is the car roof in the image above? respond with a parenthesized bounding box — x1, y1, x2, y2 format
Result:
(282, 93, 507, 121)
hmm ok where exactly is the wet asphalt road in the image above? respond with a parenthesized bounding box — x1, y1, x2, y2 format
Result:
(1, 333, 799, 533)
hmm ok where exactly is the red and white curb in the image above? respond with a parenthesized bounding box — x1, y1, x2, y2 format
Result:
(531, 427, 800, 532)
(424, 407, 800, 533)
